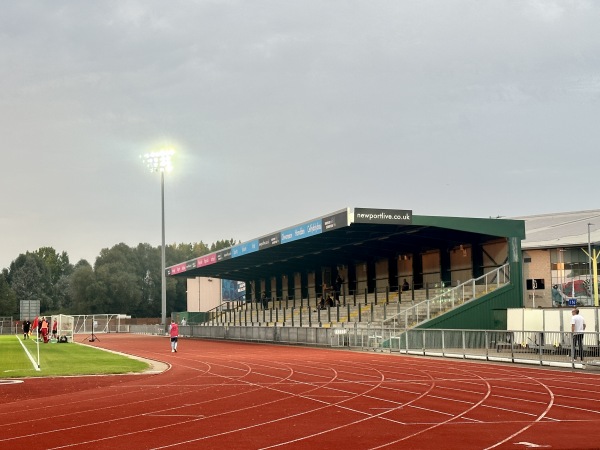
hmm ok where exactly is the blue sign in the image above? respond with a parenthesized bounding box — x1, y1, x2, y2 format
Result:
(280, 220, 322, 243)
(568, 298, 577, 307)
(231, 240, 259, 258)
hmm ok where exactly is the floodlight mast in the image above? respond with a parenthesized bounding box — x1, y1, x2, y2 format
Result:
(142, 149, 174, 329)
(589, 223, 593, 302)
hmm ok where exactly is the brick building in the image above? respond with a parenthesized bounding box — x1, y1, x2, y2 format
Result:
(516, 210, 600, 308)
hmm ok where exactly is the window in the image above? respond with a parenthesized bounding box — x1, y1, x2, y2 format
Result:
(526, 279, 545, 290)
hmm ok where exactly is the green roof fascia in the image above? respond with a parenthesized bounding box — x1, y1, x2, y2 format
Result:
(412, 215, 525, 239)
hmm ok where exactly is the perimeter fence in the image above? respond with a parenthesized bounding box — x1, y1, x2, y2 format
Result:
(128, 323, 599, 369)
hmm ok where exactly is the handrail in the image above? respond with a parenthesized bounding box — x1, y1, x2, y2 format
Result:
(205, 293, 247, 315)
(383, 263, 511, 330)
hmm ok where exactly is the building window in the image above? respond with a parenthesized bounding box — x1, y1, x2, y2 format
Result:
(526, 279, 545, 290)
(549, 248, 592, 304)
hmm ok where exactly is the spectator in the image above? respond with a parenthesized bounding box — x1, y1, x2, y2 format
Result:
(402, 279, 410, 292)
(571, 308, 586, 362)
(317, 295, 326, 310)
(181, 317, 187, 327)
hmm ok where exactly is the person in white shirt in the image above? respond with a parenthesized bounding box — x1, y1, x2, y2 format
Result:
(571, 308, 586, 362)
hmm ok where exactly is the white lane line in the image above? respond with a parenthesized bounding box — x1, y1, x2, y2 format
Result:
(15, 336, 40, 371)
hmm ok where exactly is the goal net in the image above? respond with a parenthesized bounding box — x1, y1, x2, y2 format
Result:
(51, 314, 74, 342)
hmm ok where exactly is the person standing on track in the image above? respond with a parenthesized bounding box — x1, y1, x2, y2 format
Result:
(571, 308, 586, 362)
(169, 319, 179, 353)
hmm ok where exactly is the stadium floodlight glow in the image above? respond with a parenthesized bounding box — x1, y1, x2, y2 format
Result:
(141, 148, 175, 329)
(142, 148, 175, 173)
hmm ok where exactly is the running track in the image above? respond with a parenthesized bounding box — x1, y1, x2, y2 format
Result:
(1, 334, 600, 450)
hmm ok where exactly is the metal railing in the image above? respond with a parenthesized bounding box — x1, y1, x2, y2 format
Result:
(383, 264, 511, 330)
(349, 326, 598, 369)
(129, 323, 596, 369)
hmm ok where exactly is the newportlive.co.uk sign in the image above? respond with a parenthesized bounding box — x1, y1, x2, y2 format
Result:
(353, 208, 412, 225)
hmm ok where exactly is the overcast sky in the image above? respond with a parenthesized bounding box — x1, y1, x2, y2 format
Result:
(1, 0, 599, 269)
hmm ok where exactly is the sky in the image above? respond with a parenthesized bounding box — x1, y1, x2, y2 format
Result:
(1, 0, 599, 270)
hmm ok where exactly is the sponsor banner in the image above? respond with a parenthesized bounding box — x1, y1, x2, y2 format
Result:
(232, 239, 259, 258)
(322, 210, 348, 232)
(258, 232, 281, 250)
(186, 260, 197, 271)
(217, 249, 232, 262)
(281, 219, 322, 244)
(169, 262, 188, 275)
(197, 253, 218, 267)
(354, 208, 412, 224)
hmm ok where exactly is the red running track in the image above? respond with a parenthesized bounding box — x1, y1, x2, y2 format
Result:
(1, 334, 600, 450)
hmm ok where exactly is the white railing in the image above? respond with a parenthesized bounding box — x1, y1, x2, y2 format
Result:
(350, 327, 598, 369)
(383, 264, 511, 330)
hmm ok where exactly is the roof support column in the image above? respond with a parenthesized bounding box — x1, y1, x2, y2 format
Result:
(472, 243, 484, 279)
(245, 280, 254, 302)
(315, 270, 323, 298)
(388, 257, 398, 292)
(300, 272, 308, 302)
(509, 236, 524, 307)
(413, 253, 423, 290)
(441, 246, 452, 287)
(367, 261, 375, 294)
(287, 274, 294, 302)
(276, 276, 283, 301)
(347, 264, 356, 296)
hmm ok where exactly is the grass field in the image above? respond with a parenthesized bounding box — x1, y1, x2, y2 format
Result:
(0, 335, 149, 378)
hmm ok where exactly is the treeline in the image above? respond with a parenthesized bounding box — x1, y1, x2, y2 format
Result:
(0, 239, 237, 319)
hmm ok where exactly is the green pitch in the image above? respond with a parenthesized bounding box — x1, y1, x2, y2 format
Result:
(0, 335, 149, 378)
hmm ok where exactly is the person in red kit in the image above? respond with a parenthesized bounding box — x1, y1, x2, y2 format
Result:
(169, 319, 179, 353)
(52, 319, 58, 341)
(40, 317, 49, 343)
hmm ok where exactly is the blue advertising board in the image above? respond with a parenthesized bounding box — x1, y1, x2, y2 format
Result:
(280, 220, 322, 244)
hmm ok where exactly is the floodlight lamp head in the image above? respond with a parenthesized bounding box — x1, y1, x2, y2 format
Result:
(142, 148, 175, 173)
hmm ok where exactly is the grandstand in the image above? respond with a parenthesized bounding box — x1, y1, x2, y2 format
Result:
(161, 207, 600, 369)
(169, 207, 525, 331)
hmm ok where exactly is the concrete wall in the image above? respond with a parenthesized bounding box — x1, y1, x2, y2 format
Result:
(186, 277, 222, 312)
(521, 249, 552, 308)
(507, 307, 599, 333)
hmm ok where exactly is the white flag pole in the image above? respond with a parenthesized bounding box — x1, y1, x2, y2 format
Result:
(36, 325, 40, 369)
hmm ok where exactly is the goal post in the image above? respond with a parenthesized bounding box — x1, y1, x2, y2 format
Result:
(51, 314, 74, 342)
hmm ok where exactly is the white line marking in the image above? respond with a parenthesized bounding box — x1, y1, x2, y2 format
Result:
(16, 336, 40, 371)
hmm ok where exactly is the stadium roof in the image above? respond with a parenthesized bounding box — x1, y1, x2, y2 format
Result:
(512, 210, 600, 250)
(168, 207, 525, 282)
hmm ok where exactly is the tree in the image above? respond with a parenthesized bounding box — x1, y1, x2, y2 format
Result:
(8, 253, 52, 312)
(0, 272, 17, 317)
(2, 238, 240, 318)
(211, 239, 238, 252)
(34, 247, 73, 283)
(69, 261, 96, 314)
(94, 244, 145, 315)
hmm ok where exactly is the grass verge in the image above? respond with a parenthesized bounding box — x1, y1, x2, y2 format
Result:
(0, 335, 149, 378)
